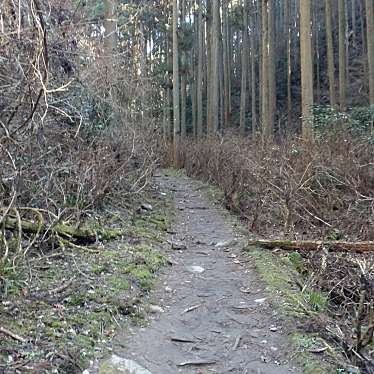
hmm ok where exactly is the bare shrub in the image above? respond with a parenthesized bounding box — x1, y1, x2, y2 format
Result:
(0, 1, 159, 273)
(182, 134, 373, 241)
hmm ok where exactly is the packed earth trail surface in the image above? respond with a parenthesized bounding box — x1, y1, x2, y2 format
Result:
(94, 173, 301, 374)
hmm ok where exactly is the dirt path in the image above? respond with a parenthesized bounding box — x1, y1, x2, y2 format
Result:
(99, 173, 301, 374)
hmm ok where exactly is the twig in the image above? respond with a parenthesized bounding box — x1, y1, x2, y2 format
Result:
(181, 304, 201, 314)
(233, 334, 242, 350)
(0, 326, 27, 343)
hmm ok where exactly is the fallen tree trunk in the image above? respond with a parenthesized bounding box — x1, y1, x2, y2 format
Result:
(247, 239, 374, 253)
(4, 217, 123, 243)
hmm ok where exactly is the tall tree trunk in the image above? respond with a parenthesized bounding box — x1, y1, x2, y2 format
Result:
(164, 3, 172, 141)
(209, 0, 220, 133)
(206, 0, 213, 132)
(104, 0, 117, 58)
(325, 0, 336, 107)
(139, 23, 148, 120)
(104, 0, 118, 124)
(197, 0, 204, 137)
(180, 0, 187, 138)
(191, 8, 198, 137)
(345, 0, 350, 91)
(359, 0, 368, 81)
(313, 2, 321, 103)
(219, 31, 225, 133)
(240, 0, 249, 136)
(222, 0, 231, 129)
(173, 0, 181, 165)
(267, 0, 276, 137)
(338, 0, 347, 111)
(352, 0, 356, 47)
(261, 0, 269, 139)
(285, 0, 292, 130)
(300, 0, 313, 140)
(257, 0, 263, 126)
(366, 0, 374, 105)
(250, 1, 257, 135)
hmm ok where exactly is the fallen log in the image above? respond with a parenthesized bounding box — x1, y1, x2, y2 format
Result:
(3, 217, 123, 243)
(247, 239, 374, 253)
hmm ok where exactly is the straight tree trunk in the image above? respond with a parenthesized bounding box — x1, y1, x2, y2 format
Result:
(352, 0, 356, 47)
(258, 0, 263, 126)
(250, 2, 257, 135)
(300, 0, 313, 140)
(219, 32, 225, 133)
(285, 0, 292, 131)
(191, 18, 197, 137)
(366, 0, 374, 105)
(345, 0, 350, 91)
(359, 0, 368, 81)
(222, 0, 231, 129)
(267, 0, 276, 137)
(104, 0, 118, 125)
(338, 0, 347, 111)
(180, 0, 187, 138)
(325, 0, 337, 107)
(261, 0, 269, 139)
(173, 0, 181, 165)
(206, 0, 213, 133)
(104, 0, 117, 58)
(313, 2, 321, 103)
(209, 0, 220, 133)
(240, 0, 249, 136)
(197, 0, 204, 137)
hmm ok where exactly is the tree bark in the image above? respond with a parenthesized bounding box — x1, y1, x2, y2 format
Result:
(250, 2, 257, 135)
(285, 0, 292, 130)
(240, 0, 249, 136)
(366, 0, 374, 105)
(180, 0, 187, 138)
(261, 0, 269, 139)
(222, 0, 231, 129)
(300, 0, 313, 140)
(267, 0, 276, 137)
(209, 0, 220, 133)
(197, 0, 204, 137)
(104, 0, 117, 58)
(325, 0, 336, 107)
(338, 0, 347, 111)
(4, 217, 123, 243)
(206, 0, 213, 133)
(173, 0, 181, 165)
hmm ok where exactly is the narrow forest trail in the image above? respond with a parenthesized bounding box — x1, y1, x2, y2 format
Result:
(97, 173, 301, 374)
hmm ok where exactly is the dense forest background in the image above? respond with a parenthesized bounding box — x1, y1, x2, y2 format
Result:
(1, 0, 374, 372)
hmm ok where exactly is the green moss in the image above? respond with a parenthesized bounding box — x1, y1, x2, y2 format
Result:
(291, 333, 332, 374)
(0, 175, 175, 371)
(108, 275, 129, 291)
(128, 266, 153, 291)
(244, 247, 338, 373)
(288, 251, 305, 273)
(304, 289, 327, 312)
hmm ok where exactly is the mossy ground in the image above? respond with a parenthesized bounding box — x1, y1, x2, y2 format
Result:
(0, 189, 174, 373)
(244, 247, 353, 374)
